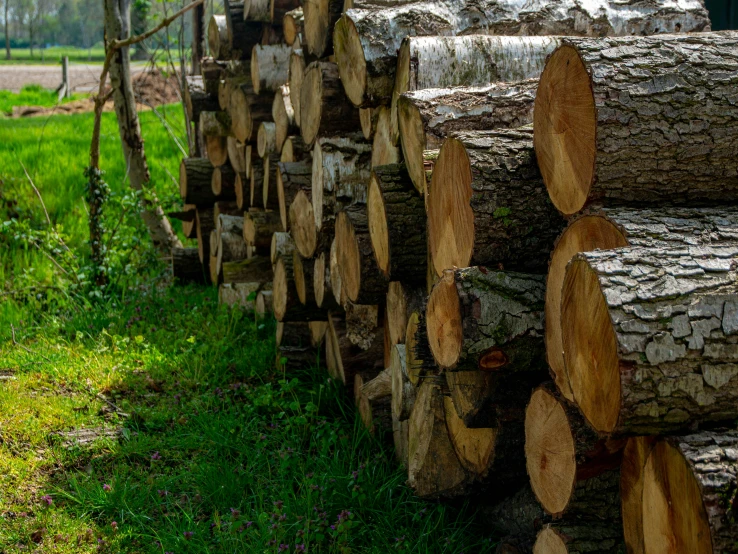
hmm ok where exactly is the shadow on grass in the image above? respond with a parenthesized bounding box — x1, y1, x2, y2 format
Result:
(0, 284, 501, 553)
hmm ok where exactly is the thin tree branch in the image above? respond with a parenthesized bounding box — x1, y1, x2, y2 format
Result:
(110, 0, 205, 51)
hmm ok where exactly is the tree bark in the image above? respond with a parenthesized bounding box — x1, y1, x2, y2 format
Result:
(180, 158, 217, 205)
(221, 255, 272, 284)
(428, 128, 566, 277)
(208, 15, 230, 60)
(390, 344, 415, 421)
(280, 136, 308, 163)
(184, 75, 219, 122)
(225, 0, 266, 59)
(216, 214, 249, 279)
(398, 79, 536, 194)
(219, 282, 262, 309)
(277, 159, 312, 232)
(325, 311, 384, 388)
(271, 231, 294, 266)
(385, 281, 424, 361)
(405, 309, 434, 386)
(535, 33, 738, 216)
(303, 0, 342, 58)
(196, 207, 215, 263)
(257, 122, 278, 158)
(563, 245, 738, 436)
(640, 431, 738, 554)
(273, 254, 328, 321)
(313, 249, 342, 312)
(367, 164, 426, 284)
(300, 61, 361, 146)
(289, 48, 306, 127)
(104, 0, 181, 254)
(211, 165, 237, 200)
(244, 210, 282, 253)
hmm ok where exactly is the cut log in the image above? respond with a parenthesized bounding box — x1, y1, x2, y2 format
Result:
(172, 247, 207, 284)
(533, 520, 624, 554)
(405, 310, 434, 386)
(227, 137, 248, 174)
(328, 237, 347, 307)
(392, 36, 555, 146)
(292, 250, 318, 306)
(303, 0, 342, 58)
(335, 205, 389, 305)
(261, 154, 281, 211)
(216, 214, 249, 279)
(309, 320, 328, 347)
(289, 49, 306, 127)
(272, 85, 296, 151)
(271, 231, 294, 266)
(325, 311, 384, 386)
(390, 344, 414, 421)
(300, 61, 361, 146)
(534, 33, 738, 217)
(641, 431, 738, 554)
(200, 57, 226, 97)
(398, 80, 537, 195)
(244, 210, 282, 253)
(214, 201, 243, 229)
(393, 417, 409, 466)
(185, 75, 219, 122)
(545, 206, 738, 402)
(243, 0, 269, 21)
(222, 255, 272, 284)
(562, 245, 738, 435)
(427, 266, 545, 372)
(283, 8, 303, 46)
(211, 165, 237, 200)
(277, 160, 312, 231)
(180, 158, 216, 205)
(235, 173, 247, 209)
(367, 164, 425, 284)
(206, 135, 229, 167)
(256, 289, 273, 317)
(276, 320, 311, 348)
(359, 107, 377, 140)
(250, 159, 265, 208)
(273, 254, 327, 321)
(334, 2, 709, 108)
(369, 106, 399, 168)
(407, 379, 468, 498)
(484, 485, 544, 549)
(290, 189, 331, 260)
(225, 0, 266, 58)
(345, 303, 381, 351)
(219, 282, 262, 309)
(181, 204, 197, 239)
(525, 384, 624, 519)
(230, 81, 272, 143)
(269, 0, 300, 22)
(356, 370, 393, 436)
(200, 110, 231, 137)
(251, 44, 292, 95)
(196, 208, 215, 263)
(280, 135, 308, 163)
(257, 122, 277, 158)
(428, 129, 565, 277)
(385, 282, 424, 357)
(620, 436, 657, 554)
(361, 366, 391, 401)
(208, 15, 230, 60)
(311, 134, 372, 232)
(313, 250, 341, 312)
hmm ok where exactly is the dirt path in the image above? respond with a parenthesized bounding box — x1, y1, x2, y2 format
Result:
(0, 63, 147, 93)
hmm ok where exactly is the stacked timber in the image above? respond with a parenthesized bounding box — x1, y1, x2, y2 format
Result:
(173, 2, 738, 551)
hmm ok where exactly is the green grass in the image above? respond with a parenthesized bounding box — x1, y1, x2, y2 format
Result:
(0, 106, 499, 553)
(1, 46, 108, 64)
(0, 84, 85, 115)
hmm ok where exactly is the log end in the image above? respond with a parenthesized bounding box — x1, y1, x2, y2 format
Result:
(545, 215, 627, 402)
(621, 436, 658, 554)
(562, 257, 621, 434)
(533, 527, 567, 554)
(273, 257, 289, 321)
(426, 271, 462, 370)
(524, 387, 576, 517)
(397, 96, 427, 195)
(289, 190, 317, 258)
(333, 15, 366, 108)
(444, 395, 497, 476)
(367, 172, 390, 276)
(300, 63, 322, 146)
(533, 45, 596, 216)
(335, 211, 362, 304)
(428, 138, 474, 278)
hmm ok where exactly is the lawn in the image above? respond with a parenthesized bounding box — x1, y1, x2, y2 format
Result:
(0, 104, 498, 552)
(0, 84, 85, 115)
(1, 46, 108, 65)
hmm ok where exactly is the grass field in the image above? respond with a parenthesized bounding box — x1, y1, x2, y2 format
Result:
(1, 46, 108, 65)
(0, 84, 85, 115)
(0, 101, 498, 551)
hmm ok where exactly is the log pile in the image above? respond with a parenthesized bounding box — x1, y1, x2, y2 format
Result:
(173, 1, 738, 550)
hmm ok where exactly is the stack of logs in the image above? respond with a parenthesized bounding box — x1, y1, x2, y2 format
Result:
(173, 0, 738, 551)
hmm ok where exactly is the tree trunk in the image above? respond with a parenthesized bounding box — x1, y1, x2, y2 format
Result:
(398, 79, 536, 194)
(313, 249, 342, 311)
(221, 255, 272, 284)
(208, 15, 230, 60)
(428, 129, 565, 277)
(535, 33, 738, 217)
(303, 0, 342, 58)
(525, 384, 625, 519)
(257, 122, 278, 158)
(244, 210, 282, 253)
(105, 0, 181, 254)
(640, 431, 738, 554)
(172, 247, 207, 284)
(335, 204, 389, 305)
(283, 8, 303, 46)
(392, 35, 556, 146)
(545, 206, 738, 403)
(367, 164, 426, 284)
(211, 165, 237, 200)
(563, 245, 738, 436)
(333, 1, 709, 108)
(277, 159, 312, 231)
(251, 44, 291, 95)
(300, 61, 361, 146)
(312, 134, 372, 232)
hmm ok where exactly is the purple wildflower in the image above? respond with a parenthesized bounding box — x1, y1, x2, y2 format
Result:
(230, 508, 240, 518)
(157, 489, 169, 497)
(41, 495, 53, 506)
(295, 545, 306, 553)
(110, 521, 118, 532)
(102, 484, 111, 492)
(151, 451, 161, 461)
(245, 521, 253, 528)
(278, 544, 289, 552)
(183, 531, 194, 540)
